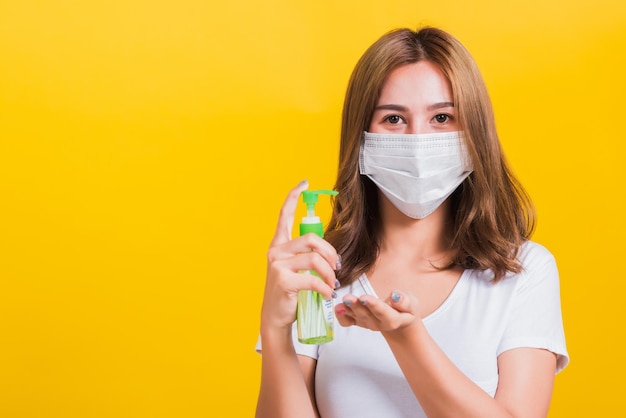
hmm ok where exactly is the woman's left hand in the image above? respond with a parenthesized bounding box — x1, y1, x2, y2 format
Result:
(335, 291, 420, 332)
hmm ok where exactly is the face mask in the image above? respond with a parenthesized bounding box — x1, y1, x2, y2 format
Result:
(359, 131, 473, 219)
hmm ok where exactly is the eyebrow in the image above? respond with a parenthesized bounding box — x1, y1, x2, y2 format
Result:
(374, 102, 455, 112)
(427, 101, 455, 111)
(374, 104, 408, 112)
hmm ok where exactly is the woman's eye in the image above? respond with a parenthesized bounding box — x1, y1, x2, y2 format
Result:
(434, 114, 450, 123)
(384, 115, 402, 124)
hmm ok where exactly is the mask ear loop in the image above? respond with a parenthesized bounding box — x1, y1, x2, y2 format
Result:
(458, 132, 474, 172)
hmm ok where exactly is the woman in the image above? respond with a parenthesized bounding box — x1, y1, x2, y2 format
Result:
(256, 27, 568, 418)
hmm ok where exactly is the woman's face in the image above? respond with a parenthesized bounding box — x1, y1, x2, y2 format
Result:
(369, 61, 458, 135)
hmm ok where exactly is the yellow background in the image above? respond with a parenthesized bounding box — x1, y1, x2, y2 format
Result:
(1, 0, 624, 416)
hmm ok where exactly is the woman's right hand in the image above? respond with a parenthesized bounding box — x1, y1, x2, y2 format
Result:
(260, 180, 340, 334)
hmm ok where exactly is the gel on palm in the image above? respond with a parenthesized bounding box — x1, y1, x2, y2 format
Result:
(297, 189, 338, 344)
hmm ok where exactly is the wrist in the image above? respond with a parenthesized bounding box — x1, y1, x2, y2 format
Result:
(260, 322, 294, 348)
(382, 318, 426, 343)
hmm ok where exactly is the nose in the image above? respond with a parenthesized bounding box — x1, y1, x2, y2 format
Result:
(406, 120, 427, 135)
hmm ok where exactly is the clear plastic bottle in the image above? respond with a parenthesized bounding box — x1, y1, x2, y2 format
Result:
(296, 189, 338, 344)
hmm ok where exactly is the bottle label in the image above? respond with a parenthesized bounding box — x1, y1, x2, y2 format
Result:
(296, 270, 334, 344)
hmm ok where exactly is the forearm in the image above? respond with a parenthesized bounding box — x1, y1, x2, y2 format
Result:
(383, 322, 514, 418)
(256, 327, 317, 418)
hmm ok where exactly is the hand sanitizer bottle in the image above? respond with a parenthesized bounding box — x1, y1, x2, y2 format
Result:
(297, 189, 338, 344)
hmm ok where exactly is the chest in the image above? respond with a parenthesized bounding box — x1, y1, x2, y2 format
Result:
(316, 291, 508, 417)
(325, 273, 521, 399)
(367, 265, 464, 318)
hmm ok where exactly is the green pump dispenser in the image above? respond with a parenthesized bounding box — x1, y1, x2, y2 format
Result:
(296, 189, 338, 345)
(299, 189, 338, 238)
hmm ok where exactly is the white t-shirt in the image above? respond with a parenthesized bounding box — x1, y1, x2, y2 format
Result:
(256, 241, 569, 418)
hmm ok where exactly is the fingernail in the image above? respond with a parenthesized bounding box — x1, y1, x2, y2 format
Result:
(359, 299, 367, 306)
(298, 179, 308, 187)
(332, 291, 337, 299)
(336, 308, 346, 315)
(335, 254, 342, 271)
(344, 300, 352, 307)
(334, 280, 340, 289)
(391, 291, 401, 303)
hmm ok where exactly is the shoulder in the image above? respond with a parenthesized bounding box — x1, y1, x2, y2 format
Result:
(464, 241, 559, 293)
(464, 241, 556, 286)
(514, 240, 558, 281)
(505, 240, 561, 296)
(516, 240, 556, 269)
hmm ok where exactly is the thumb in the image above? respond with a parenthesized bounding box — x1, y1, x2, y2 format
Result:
(388, 290, 417, 314)
(270, 180, 308, 246)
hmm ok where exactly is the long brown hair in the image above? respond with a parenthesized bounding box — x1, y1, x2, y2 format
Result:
(325, 27, 535, 284)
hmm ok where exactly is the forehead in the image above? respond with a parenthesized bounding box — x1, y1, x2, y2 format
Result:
(377, 61, 453, 104)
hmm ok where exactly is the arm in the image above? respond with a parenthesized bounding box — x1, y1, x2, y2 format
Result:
(299, 355, 319, 416)
(337, 292, 557, 418)
(384, 317, 556, 418)
(255, 181, 339, 418)
(256, 328, 319, 418)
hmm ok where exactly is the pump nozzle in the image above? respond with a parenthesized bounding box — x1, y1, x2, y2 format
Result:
(300, 189, 338, 238)
(302, 189, 338, 217)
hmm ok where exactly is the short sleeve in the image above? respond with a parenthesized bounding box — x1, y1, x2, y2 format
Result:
(255, 322, 320, 360)
(497, 244, 569, 372)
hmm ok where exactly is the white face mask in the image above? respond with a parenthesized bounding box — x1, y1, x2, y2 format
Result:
(359, 131, 473, 219)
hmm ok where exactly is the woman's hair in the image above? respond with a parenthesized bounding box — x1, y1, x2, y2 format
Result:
(325, 27, 535, 284)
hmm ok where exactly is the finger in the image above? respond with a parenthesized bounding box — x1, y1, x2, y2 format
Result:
(335, 303, 355, 326)
(385, 290, 415, 314)
(358, 294, 411, 331)
(343, 295, 378, 324)
(271, 180, 309, 247)
(295, 270, 336, 299)
(358, 295, 389, 319)
(357, 295, 391, 319)
(274, 252, 338, 290)
(341, 295, 360, 310)
(269, 233, 340, 270)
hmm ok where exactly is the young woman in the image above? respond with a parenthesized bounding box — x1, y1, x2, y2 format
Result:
(256, 27, 568, 418)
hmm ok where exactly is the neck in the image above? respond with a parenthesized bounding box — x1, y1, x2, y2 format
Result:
(378, 193, 455, 266)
